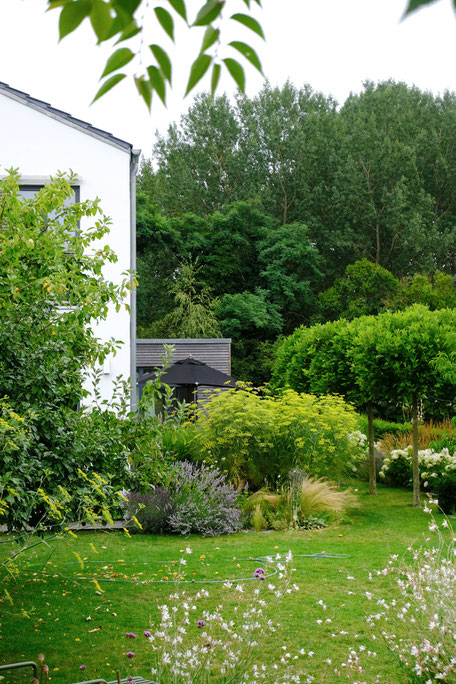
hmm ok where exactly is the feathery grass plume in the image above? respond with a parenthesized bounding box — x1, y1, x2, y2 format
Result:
(299, 475, 359, 518)
(252, 503, 267, 532)
(243, 489, 282, 516)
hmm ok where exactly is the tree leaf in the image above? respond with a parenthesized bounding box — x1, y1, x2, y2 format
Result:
(210, 62, 221, 95)
(59, 0, 92, 40)
(134, 75, 153, 109)
(230, 12, 265, 39)
(403, 0, 438, 17)
(167, 0, 187, 21)
(101, 48, 135, 78)
(114, 21, 141, 43)
(147, 65, 166, 104)
(90, 0, 113, 42)
(194, 0, 225, 26)
(185, 53, 212, 95)
(223, 57, 245, 92)
(155, 7, 175, 40)
(112, 0, 142, 16)
(200, 25, 219, 52)
(47, 1, 71, 9)
(229, 40, 262, 73)
(150, 44, 172, 82)
(92, 73, 126, 103)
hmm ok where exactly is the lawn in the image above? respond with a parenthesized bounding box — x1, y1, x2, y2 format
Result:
(0, 483, 439, 683)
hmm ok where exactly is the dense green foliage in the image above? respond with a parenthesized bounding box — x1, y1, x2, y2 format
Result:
(0, 173, 181, 530)
(137, 80, 456, 383)
(184, 387, 362, 489)
(272, 306, 456, 423)
(272, 305, 456, 504)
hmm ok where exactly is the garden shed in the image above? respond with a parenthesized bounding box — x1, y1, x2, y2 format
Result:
(136, 338, 234, 404)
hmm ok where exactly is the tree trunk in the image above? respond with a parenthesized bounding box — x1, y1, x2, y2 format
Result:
(412, 397, 420, 507)
(367, 402, 377, 495)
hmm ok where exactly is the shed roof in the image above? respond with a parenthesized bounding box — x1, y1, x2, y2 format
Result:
(137, 339, 231, 375)
(0, 81, 132, 152)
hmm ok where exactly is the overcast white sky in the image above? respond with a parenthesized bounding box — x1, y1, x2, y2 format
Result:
(1, 0, 456, 158)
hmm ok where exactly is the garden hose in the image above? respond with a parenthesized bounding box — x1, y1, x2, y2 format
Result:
(17, 551, 350, 585)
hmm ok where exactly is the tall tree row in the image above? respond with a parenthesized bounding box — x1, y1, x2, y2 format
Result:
(137, 80, 456, 382)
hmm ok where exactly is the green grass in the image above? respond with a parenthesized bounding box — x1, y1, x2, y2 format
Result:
(0, 483, 441, 683)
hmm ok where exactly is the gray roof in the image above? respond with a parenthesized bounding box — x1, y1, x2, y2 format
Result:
(137, 338, 231, 344)
(0, 81, 132, 152)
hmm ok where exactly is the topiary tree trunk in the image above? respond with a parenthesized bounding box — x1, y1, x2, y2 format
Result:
(367, 402, 377, 495)
(412, 396, 420, 507)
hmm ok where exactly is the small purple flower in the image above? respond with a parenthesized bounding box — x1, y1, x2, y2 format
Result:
(197, 620, 205, 629)
(79, 665, 86, 671)
(126, 632, 137, 638)
(253, 567, 265, 578)
(126, 651, 135, 658)
(144, 630, 152, 637)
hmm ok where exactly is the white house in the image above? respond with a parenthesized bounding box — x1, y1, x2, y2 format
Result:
(0, 81, 140, 407)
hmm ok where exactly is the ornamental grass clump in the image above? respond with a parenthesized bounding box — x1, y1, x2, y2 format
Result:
(144, 550, 313, 683)
(242, 472, 358, 531)
(297, 475, 359, 519)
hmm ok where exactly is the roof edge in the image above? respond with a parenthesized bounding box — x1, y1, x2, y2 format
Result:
(137, 338, 232, 344)
(0, 81, 133, 152)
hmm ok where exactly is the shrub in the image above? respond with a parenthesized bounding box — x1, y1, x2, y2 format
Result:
(380, 445, 456, 511)
(192, 387, 363, 488)
(167, 461, 242, 537)
(124, 489, 175, 534)
(357, 416, 411, 440)
(432, 472, 456, 514)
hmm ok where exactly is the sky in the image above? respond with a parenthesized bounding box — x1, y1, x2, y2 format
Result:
(1, 0, 456, 159)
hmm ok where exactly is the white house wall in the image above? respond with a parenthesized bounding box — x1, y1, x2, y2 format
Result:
(0, 91, 133, 404)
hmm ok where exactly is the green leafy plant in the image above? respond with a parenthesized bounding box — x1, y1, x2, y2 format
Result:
(0, 170, 135, 529)
(191, 386, 362, 489)
(47, 0, 265, 108)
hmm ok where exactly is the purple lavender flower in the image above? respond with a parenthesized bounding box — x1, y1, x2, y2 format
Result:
(126, 632, 137, 638)
(253, 567, 265, 578)
(144, 630, 152, 637)
(197, 620, 205, 628)
(79, 665, 86, 671)
(126, 651, 135, 658)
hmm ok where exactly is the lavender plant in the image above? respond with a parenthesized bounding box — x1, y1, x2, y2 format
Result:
(168, 462, 242, 537)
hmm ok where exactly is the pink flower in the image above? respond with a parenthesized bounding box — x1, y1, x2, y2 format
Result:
(126, 632, 137, 638)
(144, 630, 152, 637)
(79, 665, 86, 671)
(197, 620, 205, 628)
(126, 651, 135, 658)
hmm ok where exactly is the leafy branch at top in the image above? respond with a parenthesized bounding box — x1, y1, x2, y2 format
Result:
(47, 0, 264, 108)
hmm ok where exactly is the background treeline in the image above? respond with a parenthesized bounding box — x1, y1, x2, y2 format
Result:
(137, 80, 456, 382)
